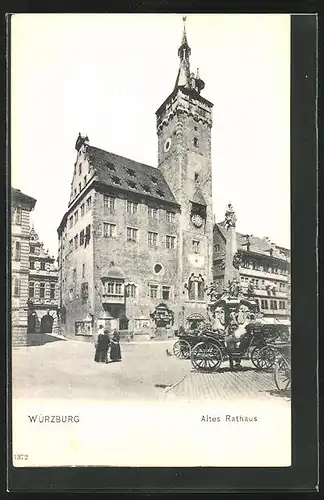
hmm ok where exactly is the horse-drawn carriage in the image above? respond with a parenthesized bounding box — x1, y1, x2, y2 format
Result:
(173, 279, 290, 373)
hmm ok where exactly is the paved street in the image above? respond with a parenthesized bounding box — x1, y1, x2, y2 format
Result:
(12, 337, 290, 402)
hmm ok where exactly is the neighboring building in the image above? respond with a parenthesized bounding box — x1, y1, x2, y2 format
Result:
(213, 205, 291, 323)
(57, 20, 214, 341)
(27, 228, 59, 336)
(11, 188, 36, 347)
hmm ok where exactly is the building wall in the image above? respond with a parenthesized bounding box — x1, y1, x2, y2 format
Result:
(92, 188, 182, 337)
(58, 187, 94, 339)
(28, 231, 59, 334)
(12, 204, 34, 346)
(213, 226, 291, 320)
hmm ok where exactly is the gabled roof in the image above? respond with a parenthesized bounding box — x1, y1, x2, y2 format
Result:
(11, 188, 36, 209)
(86, 145, 178, 206)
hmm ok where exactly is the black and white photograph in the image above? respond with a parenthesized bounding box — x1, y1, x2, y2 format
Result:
(10, 13, 293, 467)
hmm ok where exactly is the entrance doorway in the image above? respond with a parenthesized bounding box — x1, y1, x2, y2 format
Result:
(40, 314, 54, 333)
(27, 312, 39, 333)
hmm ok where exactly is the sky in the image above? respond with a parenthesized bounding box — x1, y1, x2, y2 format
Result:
(11, 14, 290, 256)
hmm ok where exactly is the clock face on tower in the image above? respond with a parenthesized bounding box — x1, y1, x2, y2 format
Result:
(164, 138, 172, 152)
(191, 213, 203, 228)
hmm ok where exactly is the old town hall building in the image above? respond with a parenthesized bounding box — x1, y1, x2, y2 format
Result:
(57, 21, 214, 340)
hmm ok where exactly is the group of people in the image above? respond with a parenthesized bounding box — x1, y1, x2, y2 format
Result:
(94, 327, 122, 364)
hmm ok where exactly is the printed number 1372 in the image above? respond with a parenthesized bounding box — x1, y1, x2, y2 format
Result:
(14, 454, 28, 461)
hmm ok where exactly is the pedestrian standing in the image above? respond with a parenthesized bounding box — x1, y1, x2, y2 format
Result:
(102, 330, 111, 363)
(110, 330, 122, 362)
(94, 325, 105, 362)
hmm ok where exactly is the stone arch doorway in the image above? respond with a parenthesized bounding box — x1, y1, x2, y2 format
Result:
(186, 313, 205, 331)
(119, 315, 129, 331)
(27, 312, 39, 333)
(40, 314, 54, 334)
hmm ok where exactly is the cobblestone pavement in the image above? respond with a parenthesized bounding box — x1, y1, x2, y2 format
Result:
(165, 360, 291, 403)
(12, 337, 290, 403)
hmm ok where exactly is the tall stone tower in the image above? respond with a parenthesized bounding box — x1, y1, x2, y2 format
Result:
(156, 17, 214, 328)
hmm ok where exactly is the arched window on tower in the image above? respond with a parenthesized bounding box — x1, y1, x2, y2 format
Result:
(187, 274, 205, 301)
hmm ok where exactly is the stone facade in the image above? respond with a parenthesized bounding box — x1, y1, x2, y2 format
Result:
(11, 188, 36, 347)
(213, 207, 291, 323)
(27, 228, 59, 338)
(57, 21, 214, 341)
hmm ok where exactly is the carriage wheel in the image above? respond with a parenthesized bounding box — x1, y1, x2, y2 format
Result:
(173, 340, 191, 359)
(274, 356, 291, 392)
(190, 341, 223, 372)
(251, 346, 276, 370)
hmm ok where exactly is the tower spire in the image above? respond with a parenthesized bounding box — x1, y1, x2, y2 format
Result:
(174, 16, 191, 89)
(174, 17, 205, 94)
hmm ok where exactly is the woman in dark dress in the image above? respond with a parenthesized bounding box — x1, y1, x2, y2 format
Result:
(110, 330, 122, 362)
(94, 327, 111, 363)
(94, 328, 104, 362)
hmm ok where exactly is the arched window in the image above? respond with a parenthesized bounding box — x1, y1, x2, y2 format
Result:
(187, 274, 205, 301)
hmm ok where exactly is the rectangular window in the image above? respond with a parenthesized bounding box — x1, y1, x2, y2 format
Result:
(115, 283, 122, 295)
(79, 163, 82, 175)
(126, 284, 136, 298)
(74, 234, 78, 249)
(30, 261, 35, 269)
(197, 281, 204, 300)
(40, 261, 46, 270)
(29, 282, 35, 298)
(85, 224, 91, 243)
(39, 282, 45, 299)
(193, 137, 199, 147)
(14, 207, 22, 225)
(84, 175, 87, 186)
(214, 244, 220, 252)
(279, 301, 286, 310)
(188, 281, 195, 300)
(126, 200, 138, 214)
(261, 299, 268, 309)
(80, 204, 85, 217)
(82, 263, 85, 278)
(86, 196, 92, 212)
(148, 206, 158, 219)
(148, 231, 158, 248)
(166, 235, 176, 249)
(50, 283, 55, 299)
(126, 227, 138, 242)
(107, 282, 114, 294)
(103, 223, 116, 238)
(104, 195, 116, 211)
(192, 240, 199, 254)
(13, 277, 20, 297)
(74, 211, 79, 224)
(81, 282, 88, 299)
(162, 286, 171, 300)
(166, 211, 175, 223)
(149, 285, 158, 299)
(13, 241, 21, 261)
(30, 246, 35, 253)
(79, 182, 82, 192)
(270, 300, 278, 310)
(80, 230, 85, 246)
(69, 216, 73, 229)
